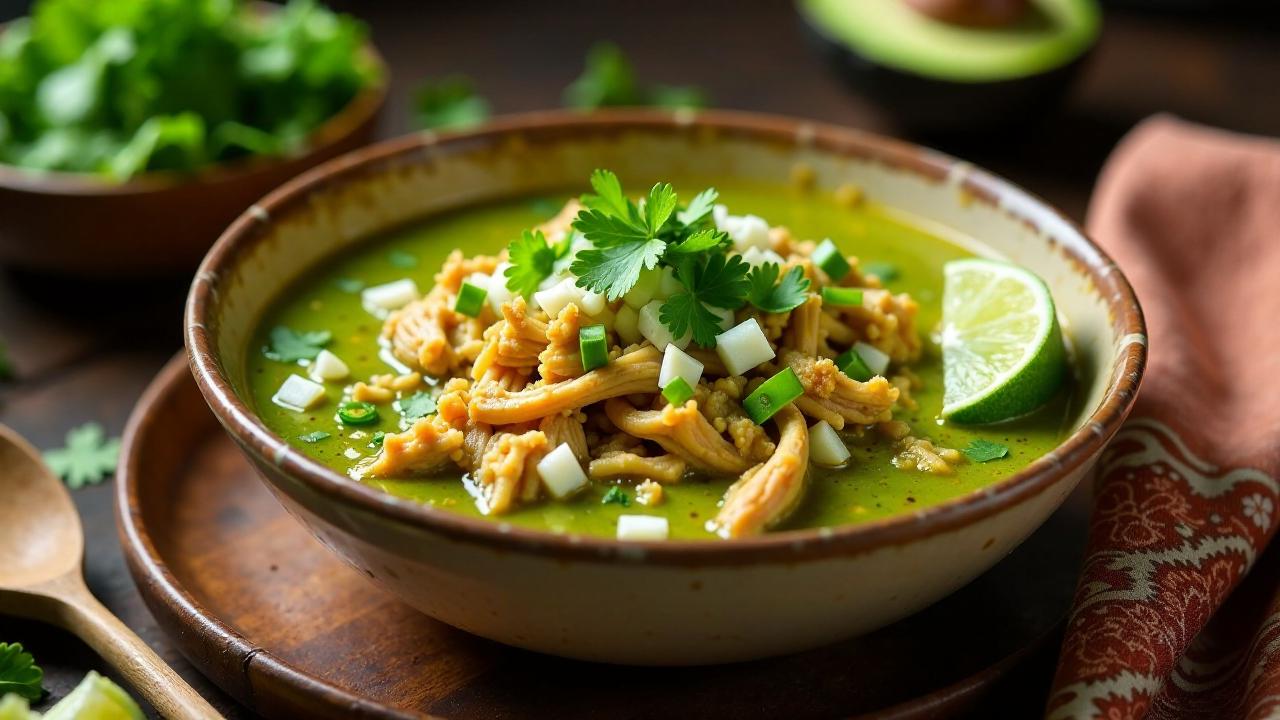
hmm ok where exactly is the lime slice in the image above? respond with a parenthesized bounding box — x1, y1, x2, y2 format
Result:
(44, 672, 143, 720)
(941, 259, 1066, 423)
(0, 694, 36, 720)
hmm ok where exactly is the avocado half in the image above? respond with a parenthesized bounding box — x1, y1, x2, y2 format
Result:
(799, 0, 1101, 135)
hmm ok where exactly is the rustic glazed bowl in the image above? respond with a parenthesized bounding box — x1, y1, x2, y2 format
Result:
(0, 26, 386, 277)
(186, 109, 1145, 665)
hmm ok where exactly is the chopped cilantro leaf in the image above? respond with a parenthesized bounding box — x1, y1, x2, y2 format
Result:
(677, 187, 718, 227)
(0, 642, 43, 700)
(643, 182, 678, 234)
(298, 431, 331, 443)
(263, 326, 331, 363)
(582, 169, 633, 218)
(370, 431, 386, 449)
(401, 392, 437, 420)
(660, 253, 750, 347)
(334, 277, 365, 294)
(962, 439, 1009, 463)
(572, 238, 666, 301)
(748, 263, 811, 314)
(505, 229, 558, 300)
(413, 75, 490, 130)
(43, 423, 121, 489)
(862, 261, 900, 282)
(388, 250, 418, 269)
(602, 486, 631, 507)
(666, 228, 726, 255)
(571, 208, 649, 246)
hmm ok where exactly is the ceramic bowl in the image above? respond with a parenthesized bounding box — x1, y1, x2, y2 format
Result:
(186, 109, 1145, 665)
(0, 25, 386, 278)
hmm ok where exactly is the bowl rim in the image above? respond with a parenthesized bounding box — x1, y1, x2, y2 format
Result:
(186, 108, 1146, 565)
(0, 14, 388, 197)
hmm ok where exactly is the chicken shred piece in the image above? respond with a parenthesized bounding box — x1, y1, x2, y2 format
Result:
(711, 404, 809, 538)
(476, 430, 549, 514)
(588, 452, 687, 484)
(365, 415, 465, 478)
(604, 398, 752, 475)
(539, 411, 589, 462)
(781, 350, 898, 430)
(893, 436, 964, 475)
(470, 346, 662, 425)
(538, 303, 586, 383)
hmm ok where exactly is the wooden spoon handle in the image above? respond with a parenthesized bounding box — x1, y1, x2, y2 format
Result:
(60, 590, 223, 719)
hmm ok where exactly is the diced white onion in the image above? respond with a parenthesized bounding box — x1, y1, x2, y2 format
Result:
(712, 203, 730, 229)
(623, 266, 661, 309)
(534, 278, 580, 318)
(361, 279, 419, 317)
(714, 319, 775, 376)
(710, 305, 736, 333)
(728, 214, 771, 253)
(659, 345, 704, 390)
(579, 290, 606, 316)
(740, 246, 787, 268)
(657, 266, 683, 299)
(537, 443, 588, 499)
(343, 448, 362, 460)
(853, 341, 891, 376)
(465, 271, 490, 290)
(488, 262, 515, 314)
(272, 374, 326, 411)
(617, 514, 670, 541)
(615, 304, 641, 345)
(809, 421, 851, 466)
(638, 299, 689, 351)
(309, 349, 349, 382)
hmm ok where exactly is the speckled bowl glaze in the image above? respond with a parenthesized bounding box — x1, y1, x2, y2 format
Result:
(186, 110, 1145, 665)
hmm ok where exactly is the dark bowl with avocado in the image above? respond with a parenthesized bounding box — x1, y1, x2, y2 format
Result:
(798, 0, 1100, 135)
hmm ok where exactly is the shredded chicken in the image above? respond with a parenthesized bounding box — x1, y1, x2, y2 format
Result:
(470, 346, 662, 425)
(538, 303, 586, 383)
(605, 399, 752, 475)
(834, 288, 921, 364)
(711, 405, 809, 538)
(893, 436, 964, 475)
(475, 430, 549, 514)
(539, 410, 589, 462)
(780, 350, 898, 430)
(365, 415, 465, 477)
(588, 452, 687, 484)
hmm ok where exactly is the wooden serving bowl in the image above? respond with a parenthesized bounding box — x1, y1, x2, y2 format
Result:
(186, 110, 1146, 665)
(0, 34, 386, 277)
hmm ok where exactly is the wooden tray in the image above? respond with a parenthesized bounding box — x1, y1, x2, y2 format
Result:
(116, 355, 1088, 719)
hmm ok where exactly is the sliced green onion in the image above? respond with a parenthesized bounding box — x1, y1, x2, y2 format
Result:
(835, 347, 874, 382)
(743, 367, 804, 424)
(661, 376, 695, 406)
(454, 281, 488, 318)
(821, 286, 863, 307)
(337, 400, 379, 426)
(579, 324, 608, 371)
(812, 239, 851, 282)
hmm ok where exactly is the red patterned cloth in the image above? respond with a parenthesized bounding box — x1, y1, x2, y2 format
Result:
(1046, 117, 1280, 718)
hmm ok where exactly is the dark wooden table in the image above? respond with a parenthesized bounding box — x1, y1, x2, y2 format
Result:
(1, 1, 1276, 717)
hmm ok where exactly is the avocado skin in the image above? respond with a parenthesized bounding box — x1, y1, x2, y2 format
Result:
(801, 11, 1090, 136)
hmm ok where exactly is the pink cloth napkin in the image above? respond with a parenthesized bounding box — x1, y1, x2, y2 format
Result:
(1046, 117, 1280, 718)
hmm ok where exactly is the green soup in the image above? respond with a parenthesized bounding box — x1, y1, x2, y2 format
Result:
(246, 178, 1077, 540)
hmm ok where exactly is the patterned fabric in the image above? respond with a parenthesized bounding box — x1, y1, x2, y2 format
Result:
(1046, 118, 1280, 719)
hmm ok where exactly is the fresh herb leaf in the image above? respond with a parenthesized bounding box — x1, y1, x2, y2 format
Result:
(861, 261, 900, 282)
(601, 486, 631, 507)
(677, 187, 718, 227)
(369, 431, 386, 449)
(563, 42, 707, 110)
(747, 263, 811, 314)
(298, 431, 330, 443)
(43, 423, 121, 489)
(572, 238, 666, 302)
(387, 250, 418, 269)
(643, 182, 678, 235)
(413, 75, 490, 130)
(666, 228, 727, 256)
(962, 439, 1009, 463)
(660, 253, 750, 347)
(582, 169, 632, 218)
(401, 392, 437, 420)
(0, 643, 43, 700)
(334, 277, 364, 294)
(571, 208, 647, 247)
(505, 229, 557, 300)
(263, 326, 331, 363)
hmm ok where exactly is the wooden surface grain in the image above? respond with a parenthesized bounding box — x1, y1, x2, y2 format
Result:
(0, 1, 1276, 717)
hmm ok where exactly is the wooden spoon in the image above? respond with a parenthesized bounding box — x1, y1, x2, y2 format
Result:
(0, 424, 222, 719)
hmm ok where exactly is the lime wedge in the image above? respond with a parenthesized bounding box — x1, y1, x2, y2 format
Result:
(941, 259, 1066, 423)
(0, 695, 36, 720)
(44, 672, 143, 720)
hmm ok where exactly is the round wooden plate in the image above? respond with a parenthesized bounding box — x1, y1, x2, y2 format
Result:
(116, 355, 1088, 719)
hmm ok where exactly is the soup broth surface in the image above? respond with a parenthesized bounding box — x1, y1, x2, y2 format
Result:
(246, 178, 1077, 539)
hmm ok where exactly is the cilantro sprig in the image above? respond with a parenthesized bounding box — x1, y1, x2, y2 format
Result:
(0, 643, 43, 701)
(263, 326, 331, 363)
(660, 253, 751, 347)
(747, 263, 811, 314)
(504, 230, 559, 300)
(43, 423, 121, 489)
(569, 172, 678, 301)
